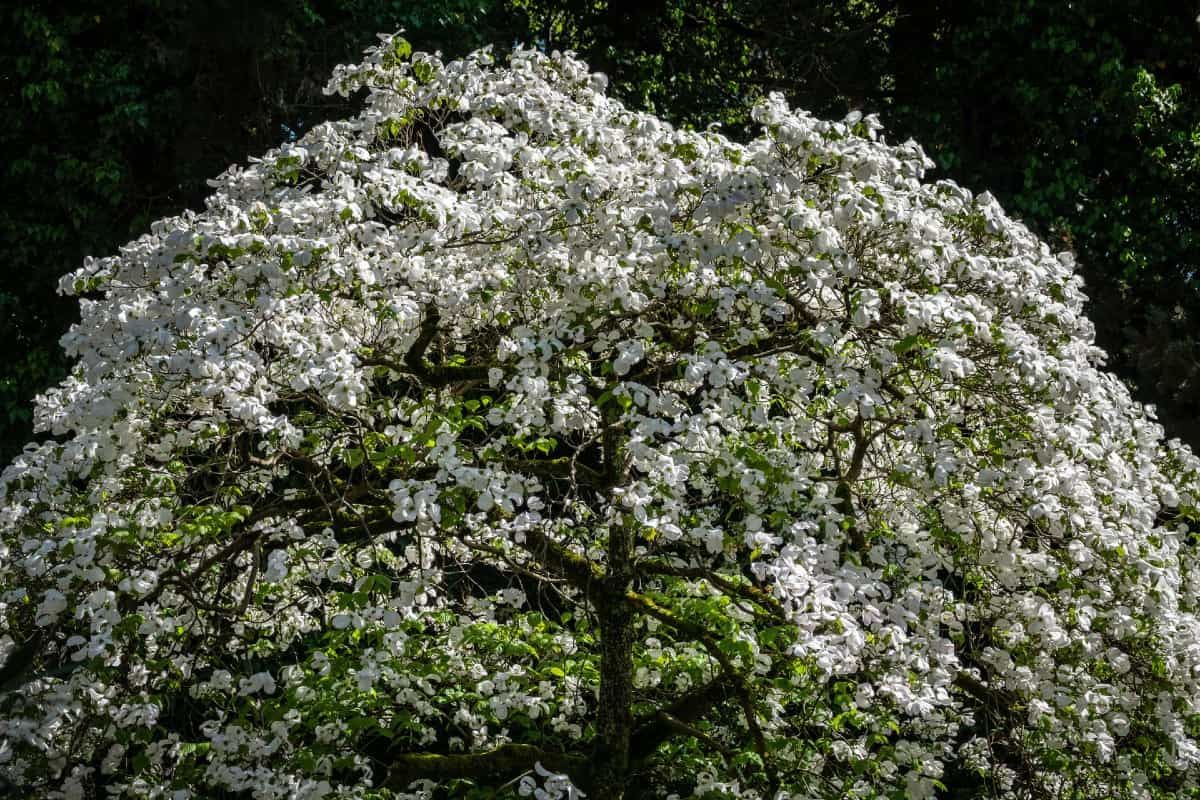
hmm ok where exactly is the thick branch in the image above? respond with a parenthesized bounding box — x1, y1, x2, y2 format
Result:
(360, 304, 491, 387)
(629, 671, 738, 757)
(515, 524, 604, 594)
(635, 561, 788, 623)
(953, 670, 1020, 713)
(649, 711, 733, 757)
(383, 743, 588, 789)
(594, 518, 636, 797)
(835, 415, 869, 553)
(404, 304, 441, 373)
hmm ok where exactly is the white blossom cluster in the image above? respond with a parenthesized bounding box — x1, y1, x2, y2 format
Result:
(3, 33, 1200, 799)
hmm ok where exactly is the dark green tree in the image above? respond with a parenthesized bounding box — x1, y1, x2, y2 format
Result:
(509, 0, 894, 129)
(885, 0, 1200, 443)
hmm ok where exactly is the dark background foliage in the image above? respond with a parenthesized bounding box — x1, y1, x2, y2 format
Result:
(4, 0, 1200, 463)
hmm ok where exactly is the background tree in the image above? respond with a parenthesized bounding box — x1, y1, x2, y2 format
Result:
(5, 37, 1200, 800)
(885, 0, 1200, 447)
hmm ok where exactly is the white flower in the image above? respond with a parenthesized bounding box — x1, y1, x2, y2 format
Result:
(34, 589, 68, 626)
(238, 672, 276, 696)
(518, 762, 586, 799)
(4, 34, 1200, 800)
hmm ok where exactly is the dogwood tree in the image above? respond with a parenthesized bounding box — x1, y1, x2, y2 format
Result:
(4, 35, 1200, 800)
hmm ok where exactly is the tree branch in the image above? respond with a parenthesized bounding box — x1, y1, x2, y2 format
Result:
(635, 561, 788, 623)
(383, 743, 588, 790)
(629, 671, 738, 756)
(359, 304, 492, 387)
(514, 523, 605, 595)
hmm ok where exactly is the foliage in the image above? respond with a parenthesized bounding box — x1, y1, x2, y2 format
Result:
(883, 0, 1200, 448)
(5, 38, 1200, 799)
(509, 0, 894, 131)
(517, 0, 1200, 446)
(0, 0, 514, 465)
(6, 0, 1200, 464)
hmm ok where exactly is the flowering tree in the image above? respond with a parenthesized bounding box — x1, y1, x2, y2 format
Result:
(4, 35, 1200, 800)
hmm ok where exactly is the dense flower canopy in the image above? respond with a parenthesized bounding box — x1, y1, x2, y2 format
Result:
(4, 34, 1200, 800)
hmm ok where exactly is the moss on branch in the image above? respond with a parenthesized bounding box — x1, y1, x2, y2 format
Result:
(383, 743, 588, 790)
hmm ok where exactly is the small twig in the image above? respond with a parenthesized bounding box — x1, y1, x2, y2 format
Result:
(654, 710, 733, 757)
(236, 541, 261, 616)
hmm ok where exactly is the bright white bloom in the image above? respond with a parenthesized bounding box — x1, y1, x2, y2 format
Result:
(1, 32, 1199, 800)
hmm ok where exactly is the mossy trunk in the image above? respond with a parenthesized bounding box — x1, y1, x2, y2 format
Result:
(593, 581, 634, 798)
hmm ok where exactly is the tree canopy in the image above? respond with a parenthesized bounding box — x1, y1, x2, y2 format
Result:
(0, 0, 515, 463)
(5, 37, 1200, 799)
(520, 0, 1200, 444)
(4, 1, 1199, 462)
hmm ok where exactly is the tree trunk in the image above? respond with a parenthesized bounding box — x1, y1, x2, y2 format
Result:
(592, 407, 634, 798)
(593, 578, 634, 798)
